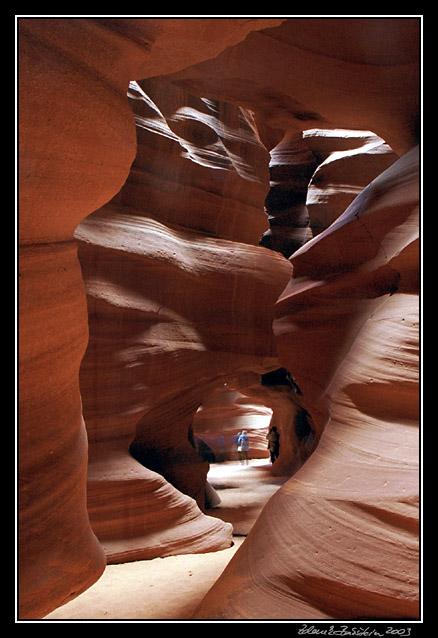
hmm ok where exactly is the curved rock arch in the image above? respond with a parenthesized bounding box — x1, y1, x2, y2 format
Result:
(18, 17, 420, 620)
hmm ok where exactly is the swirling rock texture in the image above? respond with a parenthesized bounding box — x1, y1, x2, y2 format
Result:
(304, 129, 398, 238)
(260, 131, 317, 257)
(165, 17, 419, 155)
(193, 384, 273, 462)
(195, 145, 420, 620)
(18, 16, 285, 619)
(77, 79, 293, 562)
(18, 16, 420, 621)
(260, 129, 398, 259)
(166, 19, 419, 619)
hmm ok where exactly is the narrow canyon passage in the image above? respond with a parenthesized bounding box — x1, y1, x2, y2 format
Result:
(47, 378, 294, 619)
(18, 17, 420, 623)
(45, 459, 287, 620)
(205, 459, 289, 536)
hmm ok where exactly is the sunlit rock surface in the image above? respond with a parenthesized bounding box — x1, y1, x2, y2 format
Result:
(166, 18, 419, 155)
(18, 16, 284, 619)
(87, 448, 233, 563)
(194, 147, 420, 620)
(76, 79, 293, 562)
(18, 16, 420, 620)
(304, 129, 398, 237)
(193, 385, 272, 462)
(193, 369, 315, 478)
(260, 129, 398, 259)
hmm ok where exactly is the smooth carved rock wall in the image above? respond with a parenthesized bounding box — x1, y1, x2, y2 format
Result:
(75, 79, 293, 562)
(304, 129, 398, 237)
(18, 19, 134, 621)
(260, 129, 397, 260)
(18, 16, 283, 619)
(165, 18, 419, 156)
(120, 79, 271, 244)
(192, 369, 317, 478)
(193, 385, 273, 462)
(163, 20, 420, 618)
(260, 131, 317, 257)
(194, 146, 420, 620)
(18, 16, 420, 622)
(86, 450, 233, 564)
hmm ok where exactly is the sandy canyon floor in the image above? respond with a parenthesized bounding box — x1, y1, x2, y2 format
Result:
(44, 459, 288, 622)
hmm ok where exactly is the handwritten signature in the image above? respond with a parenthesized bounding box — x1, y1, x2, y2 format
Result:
(298, 625, 412, 637)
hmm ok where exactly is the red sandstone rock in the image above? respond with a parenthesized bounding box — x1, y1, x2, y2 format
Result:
(260, 129, 398, 258)
(304, 129, 398, 236)
(166, 18, 419, 155)
(18, 16, 283, 619)
(190, 368, 316, 479)
(193, 147, 420, 620)
(239, 374, 315, 478)
(193, 385, 272, 462)
(87, 445, 233, 564)
(75, 80, 292, 561)
(18, 16, 420, 621)
(260, 131, 317, 257)
(121, 79, 271, 244)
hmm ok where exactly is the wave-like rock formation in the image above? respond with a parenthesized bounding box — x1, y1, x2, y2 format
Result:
(75, 80, 293, 561)
(165, 18, 419, 155)
(87, 449, 232, 564)
(18, 16, 284, 619)
(305, 129, 398, 237)
(19, 17, 420, 620)
(260, 131, 317, 257)
(194, 145, 420, 620)
(260, 129, 397, 260)
(193, 384, 272, 462)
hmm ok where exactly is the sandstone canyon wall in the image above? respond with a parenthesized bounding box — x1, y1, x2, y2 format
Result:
(193, 384, 273, 462)
(194, 145, 420, 621)
(166, 19, 420, 619)
(18, 17, 420, 621)
(18, 17, 284, 619)
(76, 78, 293, 562)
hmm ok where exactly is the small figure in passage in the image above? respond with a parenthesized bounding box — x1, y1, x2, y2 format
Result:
(237, 430, 250, 465)
(266, 426, 280, 463)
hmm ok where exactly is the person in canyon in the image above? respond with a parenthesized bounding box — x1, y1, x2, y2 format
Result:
(266, 426, 280, 463)
(237, 430, 250, 464)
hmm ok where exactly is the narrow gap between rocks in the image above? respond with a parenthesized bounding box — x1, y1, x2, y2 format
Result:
(46, 102, 320, 621)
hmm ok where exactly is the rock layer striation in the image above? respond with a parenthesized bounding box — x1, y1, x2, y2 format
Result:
(75, 79, 293, 562)
(18, 16, 284, 619)
(18, 17, 420, 620)
(194, 146, 420, 620)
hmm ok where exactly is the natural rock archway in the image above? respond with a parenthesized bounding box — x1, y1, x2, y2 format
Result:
(18, 16, 283, 619)
(18, 17, 420, 621)
(76, 78, 293, 563)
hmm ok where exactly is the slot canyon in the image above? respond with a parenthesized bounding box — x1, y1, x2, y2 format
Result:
(17, 17, 421, 622)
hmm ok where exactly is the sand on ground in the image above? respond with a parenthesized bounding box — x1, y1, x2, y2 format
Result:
(44, 459, 288, 621)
